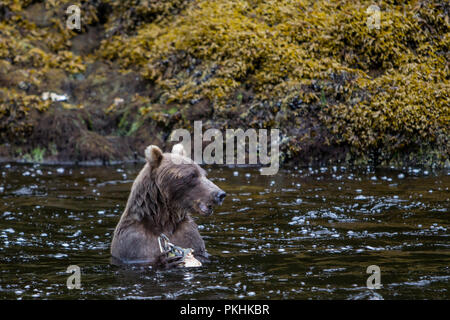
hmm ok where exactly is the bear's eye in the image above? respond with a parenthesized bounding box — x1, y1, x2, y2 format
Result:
(187, 172, 198, 180)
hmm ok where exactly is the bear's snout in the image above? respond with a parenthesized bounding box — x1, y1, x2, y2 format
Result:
(213, 190, 226, 205)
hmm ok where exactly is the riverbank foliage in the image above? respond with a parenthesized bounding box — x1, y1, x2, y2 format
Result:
(0, 0, 448, 165)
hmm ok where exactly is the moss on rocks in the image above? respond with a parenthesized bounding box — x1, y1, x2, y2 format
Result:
(0, 0, 448, 166)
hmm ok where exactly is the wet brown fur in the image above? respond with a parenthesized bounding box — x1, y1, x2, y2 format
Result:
(111, 146, 222, 265)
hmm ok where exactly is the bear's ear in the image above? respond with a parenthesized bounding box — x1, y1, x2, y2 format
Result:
(145, 145, 163, 168)
(171, 143, 187, 157)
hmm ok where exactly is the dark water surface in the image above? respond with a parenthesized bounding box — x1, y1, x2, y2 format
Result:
(0, 163, 448, 299)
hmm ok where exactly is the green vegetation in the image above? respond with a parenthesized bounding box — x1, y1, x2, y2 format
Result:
(23, 146, 45, 162)
(0, 0, 448, 166)
(31, 146, 45, 162)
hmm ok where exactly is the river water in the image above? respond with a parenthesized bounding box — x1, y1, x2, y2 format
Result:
(0, 163, 448, 299)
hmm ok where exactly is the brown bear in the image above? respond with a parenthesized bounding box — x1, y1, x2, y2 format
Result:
(111, 143, 226, 268)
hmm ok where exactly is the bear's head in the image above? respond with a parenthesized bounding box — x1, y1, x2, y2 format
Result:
(144, 144, 226, 217)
